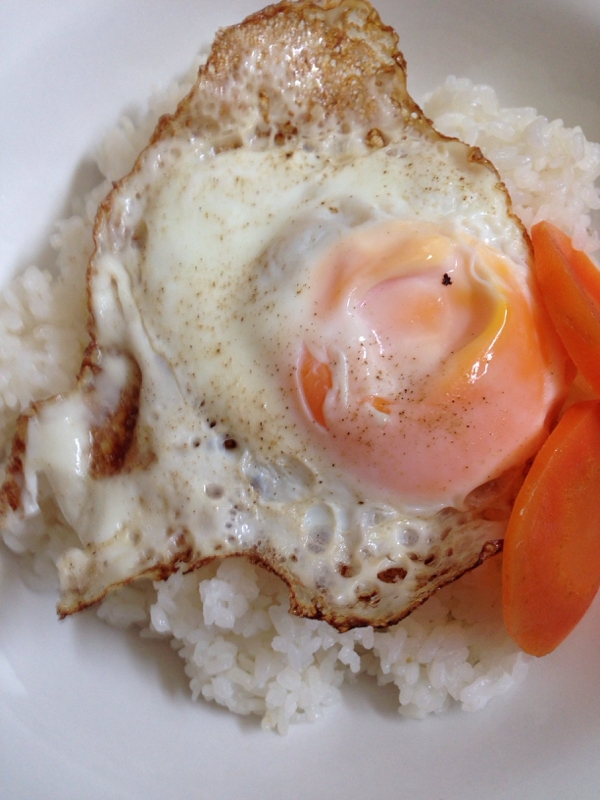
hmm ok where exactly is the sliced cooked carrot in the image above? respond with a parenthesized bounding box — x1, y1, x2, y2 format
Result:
(298, 347, 332, 428)
(502, 400, 600, 656)
(531, 221, 600, 395)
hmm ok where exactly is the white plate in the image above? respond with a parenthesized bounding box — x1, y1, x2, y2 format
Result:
(1, 2, 600, 798)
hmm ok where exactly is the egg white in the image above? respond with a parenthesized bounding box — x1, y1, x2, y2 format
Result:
(1, 0, 569, 629)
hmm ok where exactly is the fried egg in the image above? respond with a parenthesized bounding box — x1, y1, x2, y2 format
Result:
(0, 0, 572, 630)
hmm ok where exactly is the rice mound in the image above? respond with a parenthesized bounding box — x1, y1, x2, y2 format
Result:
(1, 69, 599, 732)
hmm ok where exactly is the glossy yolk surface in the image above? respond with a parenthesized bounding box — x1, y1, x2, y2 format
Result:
(296, 220, 569, 506)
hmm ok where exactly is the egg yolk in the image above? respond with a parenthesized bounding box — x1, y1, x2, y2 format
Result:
(295, 220, 570, 506)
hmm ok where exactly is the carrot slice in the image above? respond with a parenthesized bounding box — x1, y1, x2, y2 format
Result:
(502, 400, 600, 656)
(298, 346, 332, 428)
(531, 221, 600, 394)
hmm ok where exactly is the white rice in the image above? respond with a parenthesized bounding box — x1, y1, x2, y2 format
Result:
(1, 69, 599, 733)
(97, 555, 527, 734)
(423, 76, 600, 252)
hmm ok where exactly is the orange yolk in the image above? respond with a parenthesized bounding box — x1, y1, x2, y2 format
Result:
(295, 220, 572, 506)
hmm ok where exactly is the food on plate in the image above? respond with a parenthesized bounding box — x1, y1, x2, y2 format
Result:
(0, 0, 571, 629)
(1, 0, 600, 730)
